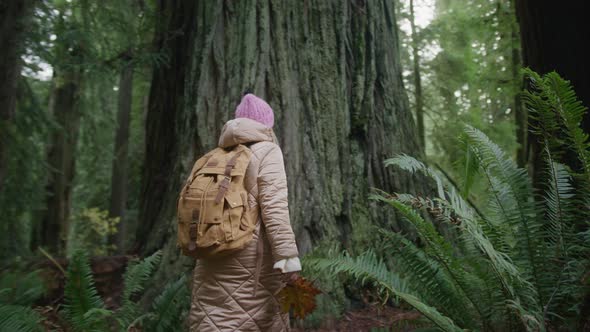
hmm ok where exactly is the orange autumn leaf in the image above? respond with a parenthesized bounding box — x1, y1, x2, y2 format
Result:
(278, 276, 322, 319)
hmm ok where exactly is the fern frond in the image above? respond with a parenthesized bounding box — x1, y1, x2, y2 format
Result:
(383, 157, 542, 328)
(116, 250, 163, 328)
(378, 230, 477, 327)
(523, 69, 590, 178)
(0, 271, 45, 306)
(62, 250, 110, 332)
(463, 125, 546, 309)
(384, 154, 447, 199)
(141, 275, 189, 332)
(308, 252, 463, 332)
(0, 304, 44, 332)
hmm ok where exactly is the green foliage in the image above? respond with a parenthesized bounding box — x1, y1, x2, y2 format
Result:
(0, 271, 46, 306)
(134, 275, 190, 332)
(115, 251, 163, 328)
(0, 78, 52, 256)
(0, 271, 47, 332)
(58, 250, 187, 331)
(311, 71, 590, 331)
(62, 250, 109, 332)
(0, 305, 45, 332)
(522, 69, 590, 178)
(298, 243, 347, 329)
(398, 0, 520, 163)
(309, 251, 462, 332)
(67, 208, 120, 256)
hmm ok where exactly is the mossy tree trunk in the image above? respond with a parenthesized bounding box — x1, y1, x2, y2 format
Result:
(137, 0, 430, 285)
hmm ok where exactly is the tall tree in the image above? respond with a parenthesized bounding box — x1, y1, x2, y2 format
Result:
(108, 58, 134, 252)
(516, 0, 590, 186)
(409, 0, 425, 151)
(0, 0, 36, 190)
(136, 0, 197, 256)
(36, 6, 85, 254)
(137, 0, 430, 286)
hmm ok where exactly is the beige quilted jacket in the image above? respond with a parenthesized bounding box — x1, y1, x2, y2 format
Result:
(189, 118, 299, 332)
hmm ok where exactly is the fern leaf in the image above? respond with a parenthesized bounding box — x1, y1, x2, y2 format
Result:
(116, 251, 162, 328)
(142, 275, 189, 332)
(523, 69, 590, 178)
(463, 125, 546, 309)
(308, 252, 463, 332)
(378, 230, 476, 327)
(62, 250, 110, 332)
(0, 271, 45, 306)
(0, 304, 44, 332)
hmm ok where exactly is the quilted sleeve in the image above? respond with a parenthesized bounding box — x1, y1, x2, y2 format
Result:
(258, 144, 299, 262)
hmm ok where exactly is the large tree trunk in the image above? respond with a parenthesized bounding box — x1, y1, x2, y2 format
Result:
(37, 68, 82, 254)
(109, 62, 134, 253)
(135, 0, 197, 256)
(515, 0, 590, 185)
(137, 0, 429, 289)
(0, 0, 35, 190)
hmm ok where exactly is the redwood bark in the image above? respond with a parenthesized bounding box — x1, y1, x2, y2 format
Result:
(136, 0, 198, 254)
(137, 0, 428, 271)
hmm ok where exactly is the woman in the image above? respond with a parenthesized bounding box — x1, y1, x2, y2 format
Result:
(189, 93, 301, 332)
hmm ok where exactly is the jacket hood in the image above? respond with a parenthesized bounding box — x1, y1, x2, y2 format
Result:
(218, 118, 276, 148)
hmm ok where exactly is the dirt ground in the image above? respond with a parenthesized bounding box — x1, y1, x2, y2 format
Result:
(291, 305, 423, 332)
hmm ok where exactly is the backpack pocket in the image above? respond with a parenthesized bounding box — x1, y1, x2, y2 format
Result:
(224, 191, 245, 240)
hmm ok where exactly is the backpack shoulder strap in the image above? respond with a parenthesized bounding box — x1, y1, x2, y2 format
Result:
(213, 150, 244, 204)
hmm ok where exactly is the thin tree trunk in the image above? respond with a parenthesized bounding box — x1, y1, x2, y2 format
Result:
(410, 0, 425, 151)
(510, 2, 525, 168)
(38, 68, 82, 254)
(109, 61, 134, 253)
(0, 0, 36, 190)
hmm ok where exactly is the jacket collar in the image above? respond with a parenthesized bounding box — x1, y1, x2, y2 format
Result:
(218, 118, 276, 148)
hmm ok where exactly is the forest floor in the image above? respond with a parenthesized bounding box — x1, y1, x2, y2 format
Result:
(291, 305, 423, 331)
(33, 255, 424, 331)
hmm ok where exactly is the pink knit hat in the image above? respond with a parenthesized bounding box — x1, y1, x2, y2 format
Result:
(235, 93, 274, 128)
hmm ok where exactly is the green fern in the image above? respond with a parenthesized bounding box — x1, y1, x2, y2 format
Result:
(62, 250, 111, 332)
(308, 252, 463, 332)
(0, 270, 46, 332)
(523, 69, 590, 178)
(315, 95, 589, 330)
(0, 304, 45, 332)
(115, 251, 163, 329)
(132, 275, 189, 332)
(0, 270, 46, 306)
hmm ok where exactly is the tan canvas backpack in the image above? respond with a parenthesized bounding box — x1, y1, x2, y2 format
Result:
(177, 144, 258, 258)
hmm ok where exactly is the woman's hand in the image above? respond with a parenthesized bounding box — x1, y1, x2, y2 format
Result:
(280, 271, 300, 285)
